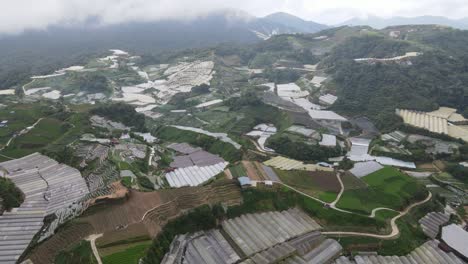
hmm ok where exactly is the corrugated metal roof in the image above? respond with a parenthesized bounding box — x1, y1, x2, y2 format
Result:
(308, 110, 347, 121)
(319, 134, 337, 147)
(442, 224, 468, 258)
(238, 176, 251, 186)
(349, 161, 383, 178)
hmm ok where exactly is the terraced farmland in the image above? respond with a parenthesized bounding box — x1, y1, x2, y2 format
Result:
(27, 180, 242, 263)
(275, 169, 340, 202)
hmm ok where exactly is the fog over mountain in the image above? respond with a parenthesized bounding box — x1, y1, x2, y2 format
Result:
(3, 0, 468, 34)
(339, 15, 468, 29)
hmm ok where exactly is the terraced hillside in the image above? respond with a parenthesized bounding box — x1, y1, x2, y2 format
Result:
(25, 180, 241, 263)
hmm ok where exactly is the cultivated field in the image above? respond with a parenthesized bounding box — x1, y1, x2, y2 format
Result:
(275, 169, 340, 202)
(336, 167, 426, 214)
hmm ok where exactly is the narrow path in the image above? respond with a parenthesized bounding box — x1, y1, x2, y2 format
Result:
(370, 207, 398, 218)
(275, 182, 356, 215)
(86, 233, 103, 264)
(272, 180, 433, 238)
(148, 146, 155, 167)
(329, 172, 344, 208)
(0, 118, 44, 151)
(323, 192, 432, 239)
(22, 79, 34, 95)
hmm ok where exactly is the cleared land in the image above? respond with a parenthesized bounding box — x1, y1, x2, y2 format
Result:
(101, 240, 152, 264)
(336, 167, 426, 214)
(275, 169, 340, 202)
(341, 172, 368, 190)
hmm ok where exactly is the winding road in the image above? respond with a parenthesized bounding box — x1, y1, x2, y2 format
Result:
(267, 177, 432, 239)
(323, 192, 432, 239)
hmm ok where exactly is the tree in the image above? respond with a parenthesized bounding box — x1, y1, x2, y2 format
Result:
(0, 178, 24, 211)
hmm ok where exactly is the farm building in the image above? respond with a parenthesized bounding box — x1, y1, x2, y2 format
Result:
(348, 138, 416, 168)
(349, 161, 383, 178)
(381, 131, 407, 142)
(168, 142, 201, 154)
(396, 109, 449, 134)
(334, 240, 466, 264)
(169, 148, 225, 168)
(264, 156, 333, 172)
(277, 83, 309, 99)
(246, 124, 277, 152)
(195, 99, 223, 108)
(319, 94, 338, 106)
(287, 125, 319, 138)
(347, 137, 372, 161)
(310, 76, 327, 87)
(307, 110, 347, 134)
(308, 110, 347, 122)
(291, 98, 322, 111)
(419, 212, 450, 239)
(441, 224, 468, 260)
(162, 212, 343, 264)
(165, 162, 228, 187)
(396, 108, 468, 142)
(162, 230, 241, 264)
(238, 176, 252, 188)
(319, 134, 337, 147)
(374, 157, 416, 169)
(221, 208, 322, 256)
(168, 143, 226, 169)
(0, 153, 89, 264)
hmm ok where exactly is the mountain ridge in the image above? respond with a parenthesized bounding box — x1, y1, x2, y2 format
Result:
(339, 15, 468, 29)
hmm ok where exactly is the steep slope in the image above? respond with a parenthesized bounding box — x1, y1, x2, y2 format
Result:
(0, 9, 326, 88)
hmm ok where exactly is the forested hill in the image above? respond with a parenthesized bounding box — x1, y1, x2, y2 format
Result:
(209, 25, 468, 129)
(321, 26, 468, 129)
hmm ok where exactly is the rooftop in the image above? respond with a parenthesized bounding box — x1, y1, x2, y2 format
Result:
(308, 110, 347, 121)
(441, 224, 468, 258)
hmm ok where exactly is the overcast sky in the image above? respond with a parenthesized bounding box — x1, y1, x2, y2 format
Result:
(2, 0, 468, 34)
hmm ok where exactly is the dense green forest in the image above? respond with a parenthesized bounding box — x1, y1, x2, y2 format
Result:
(91, 103, 147, 131)
(0, 177, 24, 211)
(325, 34, 468, 130)
(267, 135, 343, 161)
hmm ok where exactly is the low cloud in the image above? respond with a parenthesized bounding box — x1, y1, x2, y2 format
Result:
(1, 0, 468, 34)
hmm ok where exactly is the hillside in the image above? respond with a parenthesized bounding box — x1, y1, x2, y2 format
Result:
(340, 15, 468, 30)
(0, 10, 326, 89)
(322, 26, 468, 129)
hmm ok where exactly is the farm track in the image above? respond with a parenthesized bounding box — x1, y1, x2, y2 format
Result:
(270, 180, 432, 239)
(323, 192, 432, 239)
(370, 207, 398, 218)
(86, 234, 103, 264)
(0, 117, 44, 152)
(28, 223, 96, 264)
(328, 172, 344, 208)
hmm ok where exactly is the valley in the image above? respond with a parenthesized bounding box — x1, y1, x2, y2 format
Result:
(0, 21, 467, 264)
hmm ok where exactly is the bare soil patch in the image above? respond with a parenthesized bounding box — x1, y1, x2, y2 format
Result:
(309, 171, 341, 192)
